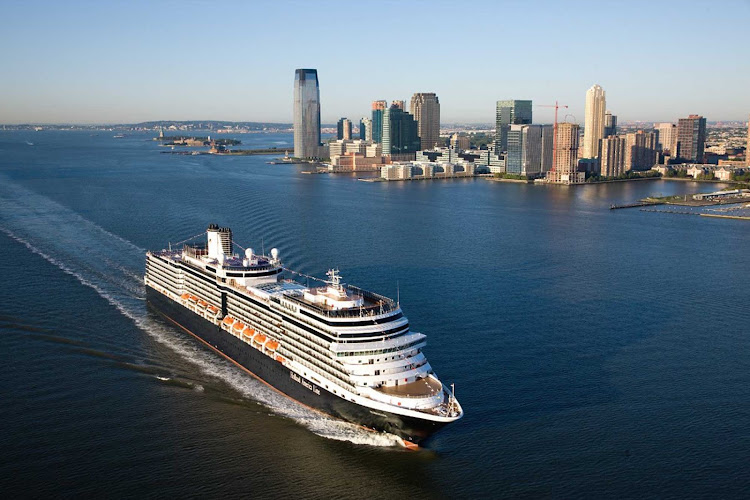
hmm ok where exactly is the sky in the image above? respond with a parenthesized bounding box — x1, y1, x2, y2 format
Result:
(1, 0, 749, 125)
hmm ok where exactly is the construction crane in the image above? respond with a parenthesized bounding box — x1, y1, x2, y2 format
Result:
(537, 101, 568, 172)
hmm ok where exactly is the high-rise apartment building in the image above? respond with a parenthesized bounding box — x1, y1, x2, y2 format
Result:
(337, 118, 352, 140)
(449, 133, 470, 151)
(676, 115, 706, 162)
(583, 84, 606, 158)
(506, 124, 553, 176)
(600, 135, 626, 177)
(391, 100, 405, 110)
(655, 123, 677, 154)
(293, 69, 321, 158)
(604, 111, 617, 138)
(360, 117, 372, 142)
(494, 100, 532, 152)
(371, 100, 387, 144)
(624, 131, 658, 171)
(382, 104, 420, 156)
(410, 93, 441, 150)
(554, 123, 580, 174)
(746, 114, 750, 167)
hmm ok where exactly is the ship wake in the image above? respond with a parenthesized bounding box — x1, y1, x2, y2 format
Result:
(0, 177, 403, 449)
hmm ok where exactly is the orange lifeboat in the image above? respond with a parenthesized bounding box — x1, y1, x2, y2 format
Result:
(208, 305, 219, 314)
(180, 293, 190, 300)
(275, 355, 286, 363)
(189, 295, 198, 302)
(253, 334, 267, 345)
(222, 317, 235, 326)
(242, 328, 255, 337)
(233, 322, 245, 331)
(266, 340, 279, 351)
(197, 299, 208, 307)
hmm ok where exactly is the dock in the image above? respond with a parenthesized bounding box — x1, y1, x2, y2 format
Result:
(610, 201, 663, 210)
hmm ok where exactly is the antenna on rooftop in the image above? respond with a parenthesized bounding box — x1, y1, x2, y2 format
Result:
(397, 280, 400, 307)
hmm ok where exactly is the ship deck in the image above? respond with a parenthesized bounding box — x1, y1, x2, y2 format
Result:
(376, 377, 442, 398)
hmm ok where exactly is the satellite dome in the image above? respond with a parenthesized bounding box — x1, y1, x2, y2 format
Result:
(245, 248, 253, 259)
(270, 248, 279, 260)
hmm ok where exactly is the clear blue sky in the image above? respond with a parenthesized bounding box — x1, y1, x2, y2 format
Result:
(2, 0, 749, 124)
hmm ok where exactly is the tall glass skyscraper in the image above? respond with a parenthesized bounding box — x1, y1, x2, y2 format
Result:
(293, 69, 321, 158)
(382, 104, 420, 156)
(495, 100, 532, 152)
(371, 100, 387, 144)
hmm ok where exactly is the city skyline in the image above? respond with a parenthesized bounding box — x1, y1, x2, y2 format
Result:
(1, 1, 749, 125)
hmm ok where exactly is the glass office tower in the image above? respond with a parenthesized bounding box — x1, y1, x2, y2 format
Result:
(495, 100, 532, 152)
(293, 69, 321, 158)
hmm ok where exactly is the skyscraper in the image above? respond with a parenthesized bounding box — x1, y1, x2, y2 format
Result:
(555, 123, 580, 174)
(382, 104, 420, 157)
(600, 135, 626, 177)
(410, 93, 441, 150)
(293, 69, 321, 158)
(746, 114, 750, 167)
(655, 123, 677, 154)
(337, 118, 352, 140)
(676, 115, 707, 162)
(624, 131, 658, 171)
(360, 117, 372, 142)
(371, 100, 387, 144)
(495, 100, 532, 152)
(604, 111, 617, 138)
(505, 124, 553, 177)
(583, 84, 606, 159)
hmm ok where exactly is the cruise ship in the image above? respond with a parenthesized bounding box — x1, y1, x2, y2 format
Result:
(144, 224, 462, 447)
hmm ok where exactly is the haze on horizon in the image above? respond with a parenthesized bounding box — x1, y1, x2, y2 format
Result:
(2, 0, 749, 126)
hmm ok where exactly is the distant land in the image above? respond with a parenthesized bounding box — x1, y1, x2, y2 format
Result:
(1, 119, 747, 132)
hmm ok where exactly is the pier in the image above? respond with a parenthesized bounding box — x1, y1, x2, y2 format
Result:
(610, 201, 663, 210)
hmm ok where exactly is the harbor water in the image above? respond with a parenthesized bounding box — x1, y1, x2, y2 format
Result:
(1, 131, 748, 498)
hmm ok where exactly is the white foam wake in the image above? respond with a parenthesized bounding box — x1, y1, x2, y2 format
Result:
(0, 176, 402, 448)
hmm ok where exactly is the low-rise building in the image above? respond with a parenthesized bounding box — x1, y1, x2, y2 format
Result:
(687, 165, 708, 179)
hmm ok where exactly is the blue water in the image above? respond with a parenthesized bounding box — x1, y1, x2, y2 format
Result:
(1, 131, 749, 498)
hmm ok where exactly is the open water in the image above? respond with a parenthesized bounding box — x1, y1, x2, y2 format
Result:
(1, 131, 748, 498)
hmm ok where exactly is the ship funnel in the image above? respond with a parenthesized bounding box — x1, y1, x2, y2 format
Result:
(207, 224, 232, 260)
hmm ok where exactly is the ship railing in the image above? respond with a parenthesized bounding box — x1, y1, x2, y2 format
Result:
(283, 292, 398, 318)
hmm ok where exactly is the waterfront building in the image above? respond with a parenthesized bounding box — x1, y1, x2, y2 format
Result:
(554, 122, 580, 173)
(381, 164, 413, 180)
(450, 133, 470, 151)
(687, 165, 708, 179)
(655, 122, 678, 155)
(382, 104, 420, 157)
(583, 84, 606, 159)
(677, 115, 707, 162)
(371, 100, 387, 144)
(600, 135, 626, 177)
(360, 117, 372, 142)
(624, 131, 658, 171)
(495, 100, 532, 152)
(293, 68, 322, 158)
(604, 111, 617, 138)
(506, 124, 552, 177)
(366, 143, 382, 158)
(337, 118, 352, 140)
(410, 93, 441, 150)
(715, 166, 733, 181)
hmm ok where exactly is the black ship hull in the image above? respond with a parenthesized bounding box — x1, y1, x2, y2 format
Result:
(146, 287, 448, 445)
